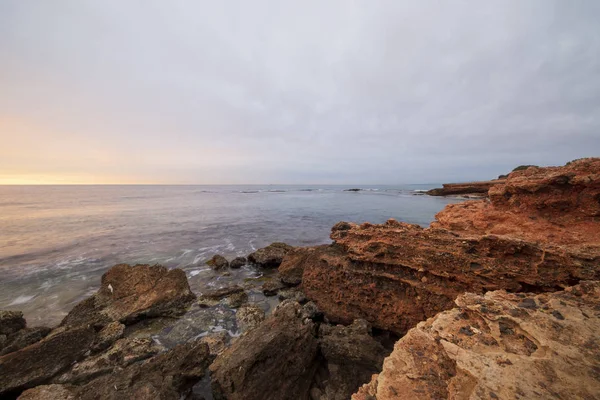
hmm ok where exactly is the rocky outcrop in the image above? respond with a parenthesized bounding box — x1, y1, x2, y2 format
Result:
(248, 242, 293, 268)
(210, 301, 319, 400)
(296, 159, 600, 335)
(426, 180, 505, 197)
(353, 281, 600, 400)
(279, 246, 322, 286)
(60, 264, 196, 329)
(0, 326, 96, 396)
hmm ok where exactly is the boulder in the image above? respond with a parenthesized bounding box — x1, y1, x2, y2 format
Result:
(229, 257, 247, 269)
(198, 285, 245, 308)
(247, 242, 293, 268)
(262, 279, 285, 296)
(0, 326, 51, 356)
(207, 255, 229, 270)
(75, 340, 211, 400)
(60, 264, 196, 329)
(0, 325, 96, 396)
(223, 291, 248, 308)
(0, 310, 26, 335)
(312, 320, 386, 400)
(353, 281, 600, 400)
(211, 301, 319, 400)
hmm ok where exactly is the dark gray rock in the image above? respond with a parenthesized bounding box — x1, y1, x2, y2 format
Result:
(247, 243, 293, 268)
(206, 255, 229, 270)
(229, 257, 247, 269)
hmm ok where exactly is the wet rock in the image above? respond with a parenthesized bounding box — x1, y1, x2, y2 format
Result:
(235, 305, 265, 333)
(60, 264, 196, 329)
(353, 282, 600, 400)
(0, 325, 96, 396)
(211, 301, 319, 400)
(160, 308, 236, 348)
(199, 331, 229, 357)
(278, 288, 307, 304)
(278, 247, 321, 286)
(198, 286, 244, 308)
(315, 319, 387, 400)
(18, 384, 75, 400)
(262, 279, 285, 296)
(76, 340, 211, 400)
(90, 321, 125, 353)
(223, 291, 248, 308)
(0, 310, 26, 336)
(247, 242, 293, 268)
(54, 337, 163, 385)
(229, 257, 247, 269)
(207, 255, 229, 270)
(0, 326, 51, 356)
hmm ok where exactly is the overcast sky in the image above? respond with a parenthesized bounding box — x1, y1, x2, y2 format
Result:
(1, 1, 599, 184)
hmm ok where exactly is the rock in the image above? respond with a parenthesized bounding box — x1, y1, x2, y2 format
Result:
(352, 281, 600, 400)
(279, 247, 321, 286)
(426, 180, 504, 197)
(247, 242, 294, 268)
(235, 305, 265, 333)
(75, 340, 211, 400)
(0, 326, 51, 356)
(53, 336, 163, 385)
(207, 255, 229, 270)
(211, 301, 319, 400)
(262, 279, 285, 296)
(199, 331, 229, 357)
(0, 310, 26, 335)
(223, 291, 248, 308)
(90, 321, 125, 353)
(278, 288, 307, 304)
(229, 257, 247, 269)
(314, 319, 387, 400)
(18, 384, 75, 400)
(198, 286, 245, 308)
(60, 264, 196, 329)
(0, 325, 96, 396)
(344, 188, 362, 192)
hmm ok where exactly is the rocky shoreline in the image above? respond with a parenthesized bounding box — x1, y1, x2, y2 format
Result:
(1, 158, 599, 399)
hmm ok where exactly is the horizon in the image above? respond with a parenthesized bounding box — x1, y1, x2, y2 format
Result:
(2, 1, 599, 184)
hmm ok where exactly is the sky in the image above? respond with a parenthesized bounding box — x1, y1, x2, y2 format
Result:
(1, 1, 599, 184)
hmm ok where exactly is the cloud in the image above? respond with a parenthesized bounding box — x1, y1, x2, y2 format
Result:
(1, 0, 599, 183)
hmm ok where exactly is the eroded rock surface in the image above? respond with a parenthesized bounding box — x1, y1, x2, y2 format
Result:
(60, 264, 196, 329)
(426, 180, 504, 197)
(353, 281, 600, 400)
(248, 242, 293, 268)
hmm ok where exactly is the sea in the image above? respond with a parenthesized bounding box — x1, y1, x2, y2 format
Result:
(0, 184, 461, 329)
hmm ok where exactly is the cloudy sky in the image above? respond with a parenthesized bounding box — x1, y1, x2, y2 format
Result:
(1, 1, 599, 184)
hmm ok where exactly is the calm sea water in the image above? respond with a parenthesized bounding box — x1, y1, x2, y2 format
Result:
(0, 184, 460, 327)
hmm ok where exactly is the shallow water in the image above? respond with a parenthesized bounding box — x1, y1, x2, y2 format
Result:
(0, 184, 460, 327)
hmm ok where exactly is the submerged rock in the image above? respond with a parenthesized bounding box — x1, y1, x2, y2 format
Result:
(198, 285, 245, 308)
(247, 242, 293, 268)
(262, 279, 285, 296)
(207, 255, 229, 270)
(211, 301, 318, 400)
(60, 264, 196, 329)
(353, 281, 600, 400)
(229, 257, 247, 269)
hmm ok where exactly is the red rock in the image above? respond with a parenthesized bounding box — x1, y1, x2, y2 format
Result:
(353, 281, 600, 400)
(426, 179, 505, 196)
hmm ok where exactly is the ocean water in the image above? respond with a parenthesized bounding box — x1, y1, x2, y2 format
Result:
(0, 184, 461, 327)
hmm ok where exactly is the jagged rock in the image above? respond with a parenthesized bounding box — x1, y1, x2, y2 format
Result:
(90, 321, 125, 353)
(262, 279, 285, 296)
(0, 325, 96, 396)
(313, 319, 387, 400)
(300, 161, 600, 335)
(235, 305, 265, 333)
(75, 340, 211, 400)
(0, 326, 51, 356)
(353, 281, 600, 400)
(53, 337, 163, 385)
(229, 257, 247, 269)
(211, 301, 319, 400)
(0, 310, 26, 336)
(247, 242, 293, 268)
(18, 384, 75, 400)
(279, 247, 321, 286)
(426, 180, 503, 196)
(199, 331, 229, 357)
(207, 255, 229, 270)
(198, 286, 245, 308)
(60, 264, 196, 329)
